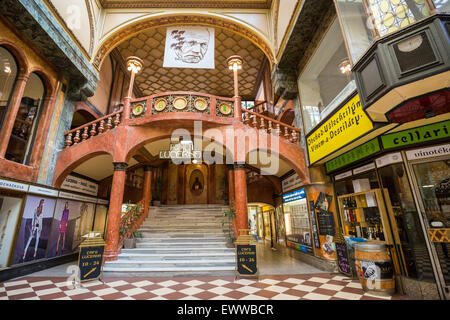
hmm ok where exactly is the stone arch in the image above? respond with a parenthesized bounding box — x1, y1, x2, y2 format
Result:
(0, 40, 29, 75)
(245, 144, 310, 185)
(93, 12, 275, 70)
(53, 148, 115, 188)
(124, 126, 235, 165)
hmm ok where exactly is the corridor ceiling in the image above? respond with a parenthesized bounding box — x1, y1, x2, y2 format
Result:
(100, 0, 273, 9)
(116, 26, 265, 100)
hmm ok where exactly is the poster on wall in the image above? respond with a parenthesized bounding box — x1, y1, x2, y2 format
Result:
(11, 196, 56, 264)
(46, 199, 95, 258)
(309, 200, 320, 249)
(0, 196, 23, 268)
(163, 26, 215, 69)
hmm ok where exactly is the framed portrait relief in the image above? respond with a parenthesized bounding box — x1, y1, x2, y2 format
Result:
(163, 26, 215, 69)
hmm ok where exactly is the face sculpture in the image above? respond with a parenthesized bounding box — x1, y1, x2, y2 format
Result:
(170, 28, 210, 64)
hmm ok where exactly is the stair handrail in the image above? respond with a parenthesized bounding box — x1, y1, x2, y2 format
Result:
(241, 107, 301, 143)
(64, 109, 123, 148)
(118, 202, 145, 248)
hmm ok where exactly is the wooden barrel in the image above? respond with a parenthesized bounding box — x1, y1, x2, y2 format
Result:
(354, 243, 395, 296)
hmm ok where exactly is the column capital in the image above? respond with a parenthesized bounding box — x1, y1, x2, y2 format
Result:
(113, 162, 128, 171)
(226, 164, 235, 170)
(233, 162, 246, 170)
(144, 165, 155, 172)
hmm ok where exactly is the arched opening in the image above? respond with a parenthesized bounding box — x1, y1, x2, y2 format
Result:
(5, 72, 45, 164)
(0, 46, 18, 131)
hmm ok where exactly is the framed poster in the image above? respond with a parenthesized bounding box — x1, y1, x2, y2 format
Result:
(0, 196, 23, 267)
(11, 195, 56, 264)
(46, 199, 95, 258)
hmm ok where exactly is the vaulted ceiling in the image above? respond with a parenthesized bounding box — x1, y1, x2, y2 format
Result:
(116, 26, 266, 100)
(100, 0, 272, 9)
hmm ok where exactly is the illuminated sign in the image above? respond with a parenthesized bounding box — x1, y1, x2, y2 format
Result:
(282, 188, 306, 203)
(306, 94, 373, 164)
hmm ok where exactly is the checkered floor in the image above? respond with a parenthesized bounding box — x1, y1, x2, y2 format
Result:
(0, 273, 409, 300)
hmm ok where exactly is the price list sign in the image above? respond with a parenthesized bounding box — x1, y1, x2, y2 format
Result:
(236, 244, 258, 276)
(78, 237, 106, 282)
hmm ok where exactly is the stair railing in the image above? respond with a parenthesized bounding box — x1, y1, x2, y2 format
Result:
(118, 202, 145, 250)
(64, 109, 123, 148)
(241, 107, 300, 143)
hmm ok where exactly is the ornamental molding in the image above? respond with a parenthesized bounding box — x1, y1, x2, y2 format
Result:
(99, 1, 272, 9)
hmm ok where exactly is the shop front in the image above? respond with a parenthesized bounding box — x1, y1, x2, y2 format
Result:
(325, 126, 450, 299)
(0, 176, 109, 276)
(282, 188, 313, 254)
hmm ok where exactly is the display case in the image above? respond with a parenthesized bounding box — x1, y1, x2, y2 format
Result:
(337, 189, 394, 244)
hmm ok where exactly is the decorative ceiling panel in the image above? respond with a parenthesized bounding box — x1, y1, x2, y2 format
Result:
(116, 26, 265, 99)
(100, 0, 272, 9)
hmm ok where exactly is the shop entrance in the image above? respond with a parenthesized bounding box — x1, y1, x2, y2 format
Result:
(409, 157, 450, 299)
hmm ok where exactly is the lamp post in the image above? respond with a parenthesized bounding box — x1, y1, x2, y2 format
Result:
(227, 55, 244, 119)
(123, 56, 144, 120)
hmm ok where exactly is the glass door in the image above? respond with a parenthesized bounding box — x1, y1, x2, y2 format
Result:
(411, 158, 450, 299)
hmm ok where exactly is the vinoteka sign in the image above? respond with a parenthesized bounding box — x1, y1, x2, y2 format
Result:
(306, 94, 373, 164)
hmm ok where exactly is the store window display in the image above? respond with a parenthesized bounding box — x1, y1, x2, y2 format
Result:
(12, 196, 56, 264)
(378, 163, 435, 282)
(0, 195, 22, 268)
(5, 73, 45, 164)
(283, 189, 313, 253)
(0, 47, 18, 128)
(412, 159, 450, 286)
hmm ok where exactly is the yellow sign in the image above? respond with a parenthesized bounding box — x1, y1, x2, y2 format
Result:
(306, 94, 373, 164)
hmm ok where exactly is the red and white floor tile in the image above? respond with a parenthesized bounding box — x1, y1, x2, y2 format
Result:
(0, 273, 409, 300)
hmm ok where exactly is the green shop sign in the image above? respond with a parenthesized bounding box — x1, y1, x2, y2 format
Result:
(325, 138, 380, 173)
(381, 120, 450, 150)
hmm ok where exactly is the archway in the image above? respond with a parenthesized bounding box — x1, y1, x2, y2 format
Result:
(93, 13, 275, 70)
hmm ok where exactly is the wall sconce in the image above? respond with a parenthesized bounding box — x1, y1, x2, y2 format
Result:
(339, 58, 352, 82)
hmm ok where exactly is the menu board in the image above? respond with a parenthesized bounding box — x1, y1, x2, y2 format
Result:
(317, 210, 336, 236)
(236, 244, 258, 276)
(336, 242, 351, 275)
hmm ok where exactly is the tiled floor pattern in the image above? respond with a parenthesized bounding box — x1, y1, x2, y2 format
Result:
(0, 273, 409, 300)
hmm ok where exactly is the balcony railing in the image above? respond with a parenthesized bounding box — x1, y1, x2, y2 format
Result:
(63, 91, 302, 149)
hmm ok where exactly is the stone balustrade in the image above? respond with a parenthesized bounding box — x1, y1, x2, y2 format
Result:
(241, 108, 300, 143)
(64, 110, 122, 148)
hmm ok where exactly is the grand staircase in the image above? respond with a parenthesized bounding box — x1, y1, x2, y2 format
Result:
(103, 204, 236, 276)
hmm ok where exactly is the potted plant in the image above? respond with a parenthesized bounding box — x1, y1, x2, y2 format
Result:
(121, 205, 142, 249)
(222, 202, 236, 247)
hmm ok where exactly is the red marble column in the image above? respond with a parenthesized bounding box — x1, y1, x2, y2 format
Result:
(233, 163, 248, 237)
(227, 164, 237, 238)
(142, 166, 153, 219)
(105, 162, 127, 261)
(0, 73, 29, 158)
(234, 96, 242, 120)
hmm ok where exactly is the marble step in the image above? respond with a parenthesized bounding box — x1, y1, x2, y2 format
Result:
(105, 259, 235, 268)
(136, 243, 228, 249)
(117, 252, 235, 261)
(136, 238, 227, 243)
(139, 231, 229, 237)
(121, 248, 234, 254)
(103, 265, 235, 273)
